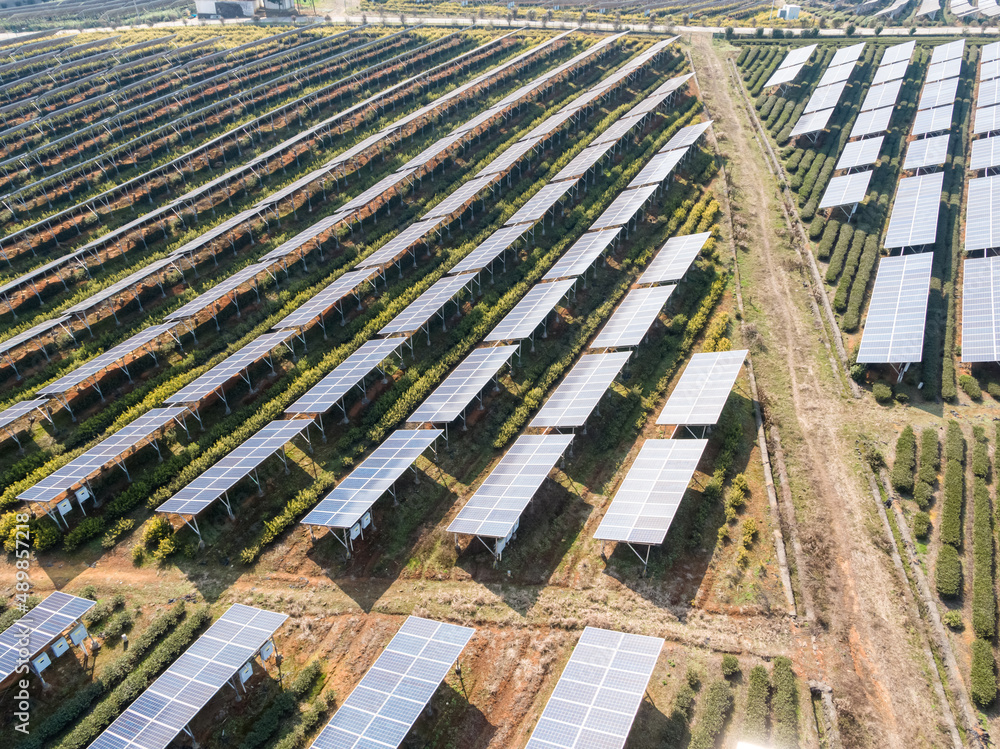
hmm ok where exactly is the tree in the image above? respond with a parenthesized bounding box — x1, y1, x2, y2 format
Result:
(755, 26, 764, 37)
(725, 25, 734, 38)
(875, 24, 884, 35)
(845, 23, 856, 36)
(909, 25, 917, 35)
(772, 28, 784, 38)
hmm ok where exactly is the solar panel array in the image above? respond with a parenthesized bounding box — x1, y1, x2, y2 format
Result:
(971, 134, 1000, 171)
(660, 120, 713, 152)
(18, 407, 184, 504)
(931, 39, 965, 64)
(804, 79, 848, 114)
(0, 397, 48, 433)
(594, 440, 708, 546)
(274, 270, 373, 330)
(627, 148, 687, 188)
(309, 616, 474, 749)
(590, 184, 659, 231)
(379, 274, 475, 336)
(903, 133, 950, 171)
(530, 352, 631, 428)
(918, 77, 959, 110)
(90, 605, 287, 749)
(448, 434, 573, 538)
(850, 106, 894, 138)
(0, 592, 95, 683)
(836, 137, 883, 171)
(790, 108, 834, 138)
(856, 254, 934, 364)
(356, 219, 441, 271)
(819, 171, 872, 209)
(763, 44, 817, 88)
(656, 350, 747, 426)
(871, 60, 908, 86)
(287, 339, 403, 415)
(302, 429, 442, 529)
(504, 182, 576, 226)
(927, 57, 962, 83)
(523, 627, 664, 749)
(590, 287, 674, 349)
(543, 229, 621, 281)
(166, 331, 294, 405)
(409, 346, 517, 423)
(164, 263, 270, 322)
(879, 41, 917, 66)
(914, 104, 955, 136)
(450, 224, 531, 275)
(961, 256, 1000, 362)
(817, 63, 853, 88)
(156, 420, 311, 516)
(965, 175, 1000, 252)
(485, 280, 575, 342)
(638, 233, 711, 285)
(883, 172, 944, 249)
(862, 80, 903, 112)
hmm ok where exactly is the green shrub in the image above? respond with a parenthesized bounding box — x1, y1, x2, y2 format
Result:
(688, 680, 733, 749)
(101, 518, 135, 549)
(913, 511, 930, 539)
(935, 544, 962, 598)
(721, 654, 740, 677)
(946, 421, 965, 464)
(833, 230, 867, 310)
(101, 609, 134, 640)
(154, 536, 177, 562)
(960, 374, 982, 400)
(971, 638, 997, 708)
(141, 517, 172, 550)
(943, 610, 964, 630)
(973, 432, 990, 478)
(891, 426, 916, 493)
(239, 662, 323, 749)
(772, 656, 799, 746)
(76, 585, 98, 601)
(686, 665, 701, 689)
(988, 382, 1000, 399)
(972, 476, 995, 639)
(940, 458, 965, 546)
(873, 383, 892, 403)
(815, 220, 840, 259)
(825, 224, 855, 282)
(842, 236, 879, 331)
(919, 429, 939, 483)
(85, 594, 125, 627)
(913, 481, 932, 509)
(743, 665, 770, 741)
(63, 516, 106, 552)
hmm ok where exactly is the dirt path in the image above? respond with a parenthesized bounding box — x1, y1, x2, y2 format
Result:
(689, 33, 961, 748)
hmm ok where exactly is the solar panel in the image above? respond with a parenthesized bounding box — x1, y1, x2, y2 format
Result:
(594, 440, 709, 546)
(0, 398, 48, 434)
(590, 287, 675, 350)
(648, 72, 693, 97)
(553, 141, 617, 182)
(504, 182, 576, 226)
(164, 264, 271, 322)
(880, 41, 916, 67)
(590, 184, 659, 232)
(450, 224, 532, 275)
(965, 175, 1000, 252)
(379, 274, 476, 336)
(971, 135, 1000, 171)
(18, 408, 185, 504)
(981, 79, 1000, 112)
(423, 175, 499, 221)
(851, 106, 894, 138)
(871, 60, 909, 85)
(778, 44, 817, 70)
(337, 169, 419, 215)
(39, 324, 174, 396)
(913, 103, 955, 136)
(856, 254, 934, 364)
(862, 80, 903, 112)
(0, 316, 70, 359)
(931, 39, 965, 65)
(903, 134, 950, 171)
(356, 219, 442, 271)
(917, 0, 942, 14)
(409, 346, 517, 424)
(919, 77, 959, 110)
(485, 280, 575, 341)
(273, 270, 373, 330)
(638, 233, 711, 286)
(90, 604, 287, 749)
(309, 616, 474, 749)
(805, 80, 848, 113)
(301, 429, 442, 529)
(627, 148, 686, 189)
(818, 171, 872, 209)
(830, 42, 866, 67)
(519, 109, 577, 143)
(763, 63, 804, 89)
(836, 137, 884, 171)
(156, 420, 311, 516)
(976, 104, 1000, 135)
(543, 229, 622, 281)
(260, 216, 338, 263)
(926, 57, 962, 83)
(790, 108, 835, 137)
(64, 257, 178, 316)
(983, 59, 1000, 83)
(447, 434, 573, 538)
(817, 63, 854, 88)
(0, 592, 95, 684)
(165, 332, 295, 405)
(523, 627, 664, 749)
(656, 350, 747, 426)
(530, 352, 631, 428)
(661, 121, 712, 152)
(884, 172, 944, 248)
(287, 339, 403, 415)
(961, 256, 1000, 362)
(478, 138, 542, 177)
(591, 114, 645, 147)
(983, 41, 1000, 64)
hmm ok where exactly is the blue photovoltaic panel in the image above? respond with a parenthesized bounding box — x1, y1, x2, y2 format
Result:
(961, 256, 1000, 362)
(913, 103, 955, 136)
(0, 398, 48, 434)
(156, 420, 311, 516)
(872, 60, 909, 85)
(627, 148, 686, 189)
(594, 439, 708, 546)
(590, 185, 659, 232)
(309, 616, 474, 749)
(879, 40, 916, 67)
(790, 108, 834, 138)
(0, 592, 94, 684)
(836, 137, 883, 171)
(524, 627, 664, 749)
(590, 286, 675, 349)
(90, 605, 287, 749)
(656, 350, 747, 426)
(850, 106, 893, 138)
(287, 338, 404, 415)
(884, 172, 943, 249)
(450, 223, 531, 275)
(965, 175, 1000, 252)
(856, 254, 934, 364)
(302, 429, 442, 529)
(660, 121, 712, 152)
(356, 219, 441, 271)
(379, 275, 476, 336)
(543, 229, 621, 281)
(18, 408, 185, 504)
(448, 434, 573, 539)
(409, 346, 517, 423)
(485, 280, 575, 341)
(861, 80, 903, 112)
(530, 352, 631, 428)
(273, 270, 373, 330)
(638, 233, 710, 285)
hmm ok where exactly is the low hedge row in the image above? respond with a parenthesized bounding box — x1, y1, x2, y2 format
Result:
(971, 637, 997, 708)
(239, 662, 323, 749)
(743, 665, 770, 741)
(771, 656, 799, 747)
(890, 425, 916, 494)
(688, 680, 733, 749)
(940, 457, 965, 547)
(841, 236, 878, 331)
(935, 543, 962, 598)
(972, 474, 995, 640)
(825, 223, 855, 282)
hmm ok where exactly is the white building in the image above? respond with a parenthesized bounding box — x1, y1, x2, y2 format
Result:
(779, 3, 802, 18)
